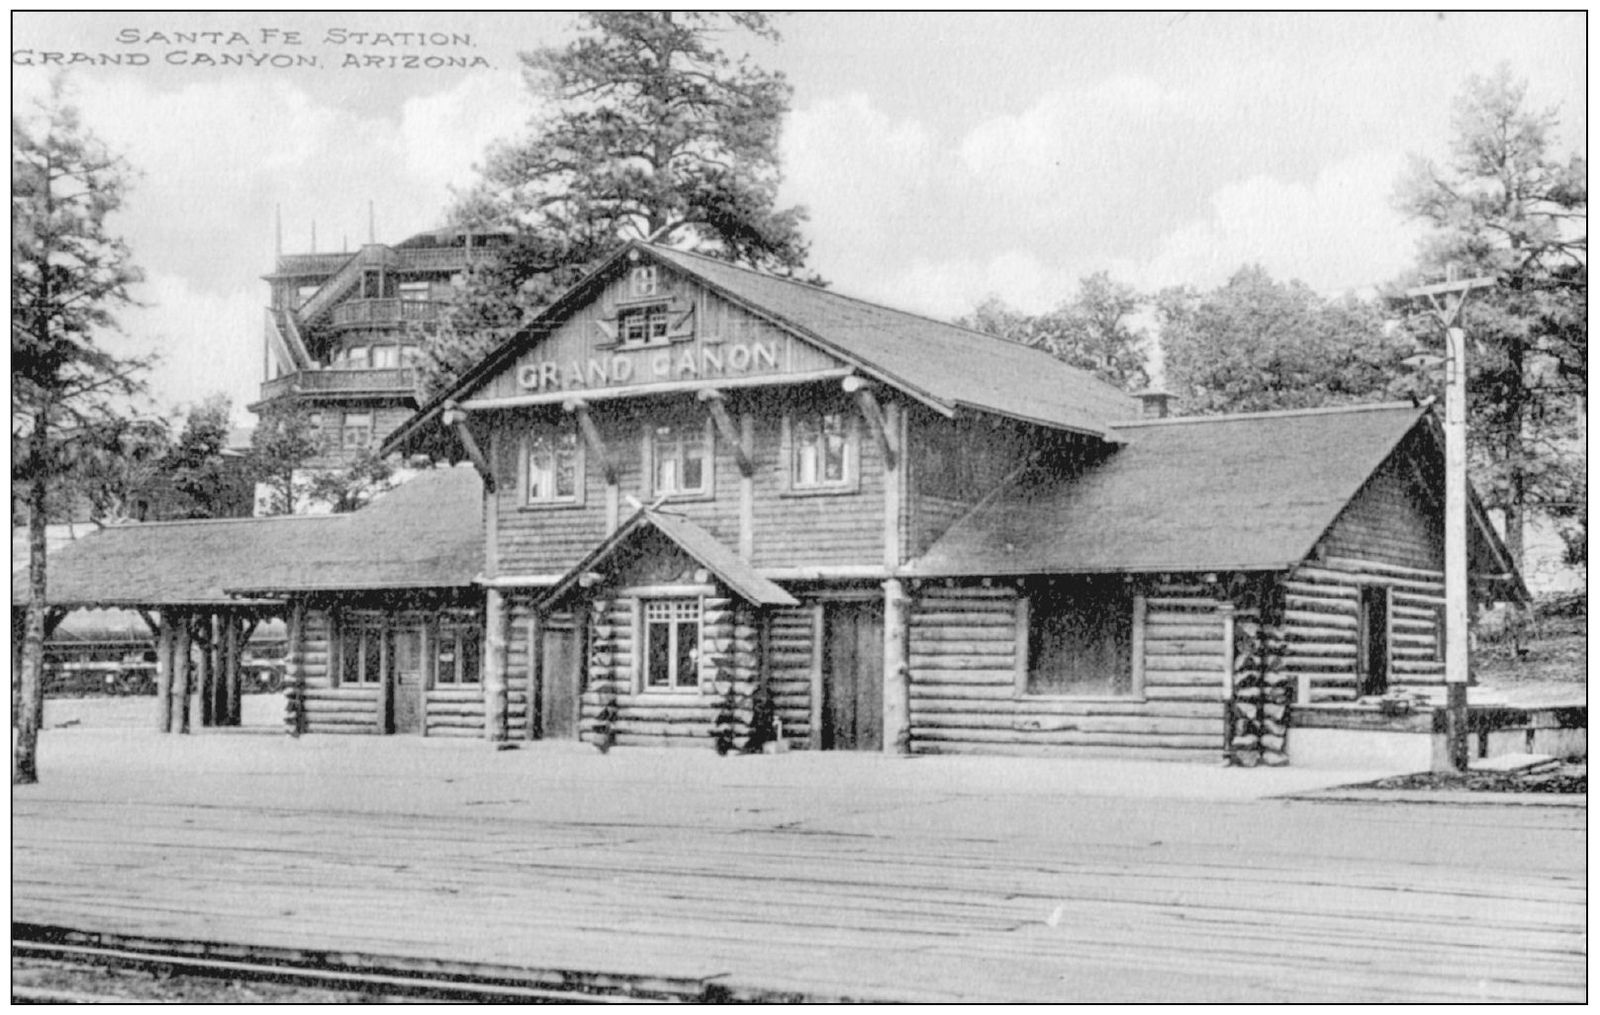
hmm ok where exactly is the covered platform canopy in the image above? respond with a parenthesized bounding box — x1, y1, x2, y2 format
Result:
(12, 466, 485, 732)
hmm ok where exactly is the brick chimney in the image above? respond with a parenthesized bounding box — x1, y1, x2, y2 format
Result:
(1137, 389, 1173, 419)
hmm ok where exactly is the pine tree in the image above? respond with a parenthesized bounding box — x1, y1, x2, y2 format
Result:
(12, 81, 149, 783)
(430, 12, 811, 396)
(1394, 64, 1587, 572)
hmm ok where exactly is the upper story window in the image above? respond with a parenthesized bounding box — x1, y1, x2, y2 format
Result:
(651, 420, 711, 498)
(790, 410, 856, 490)
(641, 598, 701, 691)
(342, 412, 373, 449)
(523, 424, 583, 506)
(398, 281, 430, 302)
(630, 265, 659, 298)
(1022, 581, 1138, 698)
(295, 285, 319, 308)
(345, 345, 370, 369)
(371, 345, 399, 369)
(399, 345, 420, 367)
(619, 305, 672, 349)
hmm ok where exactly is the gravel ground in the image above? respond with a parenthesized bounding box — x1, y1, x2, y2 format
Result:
(12, 959, 366, 1004)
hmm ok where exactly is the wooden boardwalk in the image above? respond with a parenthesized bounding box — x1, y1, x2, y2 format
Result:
(11, 727, 1587, 1002)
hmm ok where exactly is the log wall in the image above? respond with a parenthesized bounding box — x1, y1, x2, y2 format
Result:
(1284, 557, 1445, 704)
(907, 582, 1228, 759)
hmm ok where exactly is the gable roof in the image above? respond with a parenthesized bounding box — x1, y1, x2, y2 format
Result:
(913, 403, 1516, 587)
(16, 466, 484, 608)
(541, 506, 798, 610)
(383, 241, 1139, 456)
(229, 465, 484, 594)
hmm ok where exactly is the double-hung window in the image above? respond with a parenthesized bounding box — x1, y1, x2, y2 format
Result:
(342, 412, 373, 449)
(433, 623, 481, 685)
(652, 421, 710, 498)
(338, 622, 386, 687)
(524, 424, 582, 505)
(619, 305, 671, 348)
(641, 599, 701, 691)
(791, 410, 854, 490)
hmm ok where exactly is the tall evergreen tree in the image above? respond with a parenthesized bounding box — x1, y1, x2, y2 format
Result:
(1394, 64, 1586, 573)
(429, 12, 810, 397)
(12, 81, 149, 783)
(245, 404, 323, 516)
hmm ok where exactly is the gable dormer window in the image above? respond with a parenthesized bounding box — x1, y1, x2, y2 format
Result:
(630, 265, 659, 298)
(619, 305, 672, 349)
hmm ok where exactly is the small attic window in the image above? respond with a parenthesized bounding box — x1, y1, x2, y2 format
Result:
(630, 265, 659, 298)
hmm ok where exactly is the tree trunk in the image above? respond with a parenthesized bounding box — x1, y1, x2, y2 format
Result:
(14, 419, 50, 784)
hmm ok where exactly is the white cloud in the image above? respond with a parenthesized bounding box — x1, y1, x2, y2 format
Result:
(123, 273, 264, 424)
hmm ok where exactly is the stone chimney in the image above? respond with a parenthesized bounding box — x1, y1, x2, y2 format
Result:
(1137, 389, 1174, 419)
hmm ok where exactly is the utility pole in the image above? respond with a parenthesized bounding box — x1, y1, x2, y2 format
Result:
(1407, 272, 1494, 772)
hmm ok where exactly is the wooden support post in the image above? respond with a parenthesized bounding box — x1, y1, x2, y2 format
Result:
(376, 630, 392, 735)
(198, 614, 215, 728)
(173, 615, 192, 735)
(285, 602, 305, 737)
(563, 398, 618, 484)
(136, 609, 160, 637)
(484, 588, 510, 743)
(528, 609, 545, 741)
(155, 613, 174, 734)
(843, 376, 899, 470)
(224, 614, 242, 727)
(882, 578, 911, 755)
(442, 402, 496, 492)
(739, 412, 755, 561)
(697, 389, 754, 477)
(809, 603, 825, 750)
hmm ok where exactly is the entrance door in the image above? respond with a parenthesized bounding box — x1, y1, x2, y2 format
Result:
(391, 627, 424, 734)
(822, 601, 883, 750)
(540, 621, 582, 739)
(1357, 586, 1390, 697)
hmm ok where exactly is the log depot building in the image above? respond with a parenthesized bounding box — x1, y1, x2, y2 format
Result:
(29, 241, 1527, 764)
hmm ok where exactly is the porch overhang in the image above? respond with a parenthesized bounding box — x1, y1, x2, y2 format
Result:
(537, 507, 798, 611)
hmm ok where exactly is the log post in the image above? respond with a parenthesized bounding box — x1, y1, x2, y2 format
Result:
(155, 612, 174, 734)
(528, 608, 545, 741)
(376, 629, 392, 735)
(198, 613, 215, 728)
(223, 614, 242, 727)
(172, 615, 192, 735)
(484, 588, 509, 743)
(882, 578, 911, 754)
(285, 602, 305, 737)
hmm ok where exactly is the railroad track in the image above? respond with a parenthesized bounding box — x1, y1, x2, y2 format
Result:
(12, 924, 751, 1004)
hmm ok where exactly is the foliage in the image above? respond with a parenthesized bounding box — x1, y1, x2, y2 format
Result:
(245, 403, 324, 516)
(429, 12, 811, 397)
(1157, 265, 1412, 415)
(959, 272, 1151, 391)
(161, 395, 239, 519)
(1392, 64, 1586, 569)
(11, 80, 149, 783)
(305, 448, 402, 514)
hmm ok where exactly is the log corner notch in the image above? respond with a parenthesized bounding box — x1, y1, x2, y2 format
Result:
(697, 388, 754, 477)
(562, 398, 619, 485)
(842, 376, 898, 470)
(442, 401, 496, 493)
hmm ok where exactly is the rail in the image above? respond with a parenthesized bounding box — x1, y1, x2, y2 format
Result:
(10, 925, 755, 1003)
(258, 367, 419, 403)
(330, 298, 446, 330)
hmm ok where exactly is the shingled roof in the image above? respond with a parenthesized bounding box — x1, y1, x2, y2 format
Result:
(912, 403, 1514, 584)
(384, 241, 1139, 456)
(16, 466, 483, 608)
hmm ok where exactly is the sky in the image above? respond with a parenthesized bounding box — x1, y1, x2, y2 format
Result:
(10, 11, 1587, 427)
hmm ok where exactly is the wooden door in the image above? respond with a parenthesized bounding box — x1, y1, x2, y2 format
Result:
(540, 623, 582, 740)
(391, 627, 424, 734)
(822, 601, 883, 751)
(1357, 586, 1390, 697)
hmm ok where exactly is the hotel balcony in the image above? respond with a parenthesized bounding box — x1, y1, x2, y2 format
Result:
(330, 298, 448, 331)
(257, 366, 420, 406)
